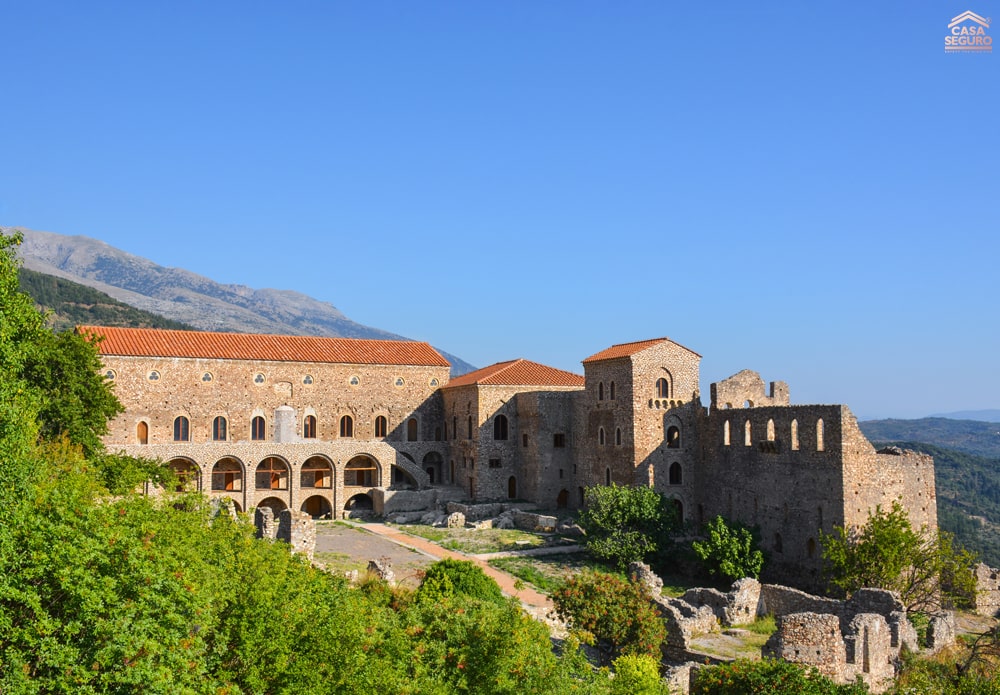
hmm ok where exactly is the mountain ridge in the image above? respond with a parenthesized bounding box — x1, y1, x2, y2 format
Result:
(6, 226, 475, 374)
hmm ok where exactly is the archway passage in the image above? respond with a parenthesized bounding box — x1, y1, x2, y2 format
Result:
(345, 456, 378, 487)
(258, 496, 287, 514)
(672, 498, 684, 523)
(344, 493, 373, 517)
(556, 489, 569, 509)
(391, 464, 418, 489)
(169, 458, 199, 492)
(211, 458, 243, 491)
(301, 456, 333, 489)
(423, 452, 443, 487)
(256, 457, 289, 490)
(301, 495, 332, 519)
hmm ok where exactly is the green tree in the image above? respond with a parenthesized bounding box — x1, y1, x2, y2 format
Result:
(416, 558, 506, 605)
(610, 653, 668, 695)
(692, 515, 765, 583)
(552, 570, 666, 664)
(579, 484, 678, 571)
(821, 502, 977, 612)
(690, 658, 869, 694)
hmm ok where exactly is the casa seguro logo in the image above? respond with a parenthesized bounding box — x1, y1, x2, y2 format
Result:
(945, 11, 992, 52)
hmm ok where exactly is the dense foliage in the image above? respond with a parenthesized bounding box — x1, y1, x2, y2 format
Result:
(578, 484, 678, 571)
(691, 515, 765, 583)
(821, 501, 977, 612)
(690, 658, 870, 694)
(415, 558, 506, 604)
(18, 266, 194, 332)
(551, 570, 666, 664)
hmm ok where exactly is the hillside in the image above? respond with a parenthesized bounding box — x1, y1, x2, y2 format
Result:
(18, 267, 195, 333)
(860, 417, 1000, 459)
(8, 226, 476, 375)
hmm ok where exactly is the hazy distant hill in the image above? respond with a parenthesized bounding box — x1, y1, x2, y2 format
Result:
(18, 267, 195, 333)
(8, 226, 475, 375)
(931, 409, 1000, 423)
(859, 417, 1000, 459)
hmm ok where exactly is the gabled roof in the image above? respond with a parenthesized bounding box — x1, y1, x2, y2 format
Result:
(78, 326, 451, 367)
(444, 359, 585, 388)
(582, 337, 701, 364)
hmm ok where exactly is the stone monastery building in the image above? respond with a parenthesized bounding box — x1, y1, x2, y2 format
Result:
(84, 325, 937, 585)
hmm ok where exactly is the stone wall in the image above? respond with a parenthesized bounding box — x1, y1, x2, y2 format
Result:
(973, 563, 1000, 616)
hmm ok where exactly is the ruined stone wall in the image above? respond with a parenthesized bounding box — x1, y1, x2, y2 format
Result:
(974, 563, 1000, 616)
(763, 612, 847, 682)
(710, 369, 789, 410)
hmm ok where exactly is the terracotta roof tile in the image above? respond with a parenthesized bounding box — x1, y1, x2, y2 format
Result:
(444, 359, 584, 388)
(582, 337, 701, 364)
(78, 326, 451, 367)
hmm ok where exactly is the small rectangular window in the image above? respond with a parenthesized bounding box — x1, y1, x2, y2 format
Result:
(522, 433, 528, 447)
(489, 458, 501, 469)
(554, 433, 566, 448)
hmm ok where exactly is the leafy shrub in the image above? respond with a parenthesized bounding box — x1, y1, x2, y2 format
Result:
(579, 484, 678, 571)
(692, 515, 765, 582)
(690, 658, 869, 694)
(416, 558, 505, 604)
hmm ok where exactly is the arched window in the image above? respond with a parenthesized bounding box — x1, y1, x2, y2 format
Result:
(340, 415, 354, 438)
(816, 418, 825, 451)
(452, 416, 458, 440)
(507, 476, 517, 499)
(256, 457, 288, 490)
(137, 421, 149, 445)
(598, 382, 604, 401)
(493, 414, 508, 440)
(598, 427, 606, 446)
(467, 416, 473, 439)
(610, 381, 616, 400)
(767, 419, 775, 441)
(212, 416, 228, 441)
(211, 458, 242, 491)
(407, 418, 418, 442)
(615, 428, 622, 446)
(345, 456, 377, 487)
(666, 425, 680, 448)
(605, 467, 611, 485)
(655, 377, 670, 399)
(744, 419, 752, 446)
(669, 462, 682, 485)
(301, 456, 332, 488)
(723, 420, 730, 446)
(375, 415, 387, 438)
(791, 419, 799, 450)
(251, 416, 266, 441)
(173, 416, 190, 442)
(302, 415, 316, 439)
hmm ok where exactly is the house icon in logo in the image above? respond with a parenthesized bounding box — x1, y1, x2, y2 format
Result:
(945, 11, 992, 52)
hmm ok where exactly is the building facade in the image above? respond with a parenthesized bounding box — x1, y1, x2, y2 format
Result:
(87, 326, 936, 586)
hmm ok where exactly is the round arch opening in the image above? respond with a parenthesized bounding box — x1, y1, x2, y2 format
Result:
(258, 496, 288, 514)
(301, 495, 333, 519)
(168, 458, 200, 492)
(211, 457, 244, 491)
(344, 493, 374, 518)
(345, 455, 379, 487)
(301, 456, 333, 489)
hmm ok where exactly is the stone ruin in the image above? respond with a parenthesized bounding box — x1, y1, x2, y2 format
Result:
(254, 507, 317, 561)
(974, 562, 1000, 617)
(386, 501, 573, 535)
(627, 563, 956, 694)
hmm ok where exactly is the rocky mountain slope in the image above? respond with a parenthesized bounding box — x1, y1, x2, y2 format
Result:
(8, 227, 475, 374)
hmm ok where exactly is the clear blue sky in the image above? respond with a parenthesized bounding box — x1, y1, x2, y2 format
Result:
(2, 1, 997, 419)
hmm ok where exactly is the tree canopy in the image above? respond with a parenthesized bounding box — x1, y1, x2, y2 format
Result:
(578, 484, 679, 571)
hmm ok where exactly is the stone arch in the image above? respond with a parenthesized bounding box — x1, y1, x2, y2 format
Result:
(345, 455, 379, 487)
(666, 424, 681, 448)
(256, 456, 289, 491)
(301, 494, 332, 519)
(301, 455, 333, 489)
(344, 492, 373, 516)
(556, 488, 569, 508)
(598, 427, 606, 446)
(391, 463, 419, 489)
(168, 457, 200, 492)
(669, 462, 682, 485)
(655, 376, 671, 399)
(508, 476, 517, 500)
(766, 418, 775, 441)
(393, 452, 431, 488)
(257, 496, 287, 514)
(211, 457, 244, 491)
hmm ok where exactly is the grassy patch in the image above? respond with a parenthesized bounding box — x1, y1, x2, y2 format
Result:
(741, 614, 777, 635)
(313, 551, 367, 574)
(391, 525, 546, 554)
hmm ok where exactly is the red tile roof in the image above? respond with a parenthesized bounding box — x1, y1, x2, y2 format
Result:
(444, 359, 585, 388)
(582, 337, 701, 364)
(78, 326, 451, 367)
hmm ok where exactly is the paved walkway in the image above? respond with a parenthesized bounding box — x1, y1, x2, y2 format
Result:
(345, 521, 554, 613)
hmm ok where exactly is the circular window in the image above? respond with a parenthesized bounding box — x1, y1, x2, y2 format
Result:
(254, 373, 265, 384)
(202, 372, 213, 382)
(429, 378, 439, 387)
(394, 377, 405, 387)
(303, 375, 314, 385)
(148, 371, 160, 381)
(104, 369, 116, 380)
(349, 375, 360, 386)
